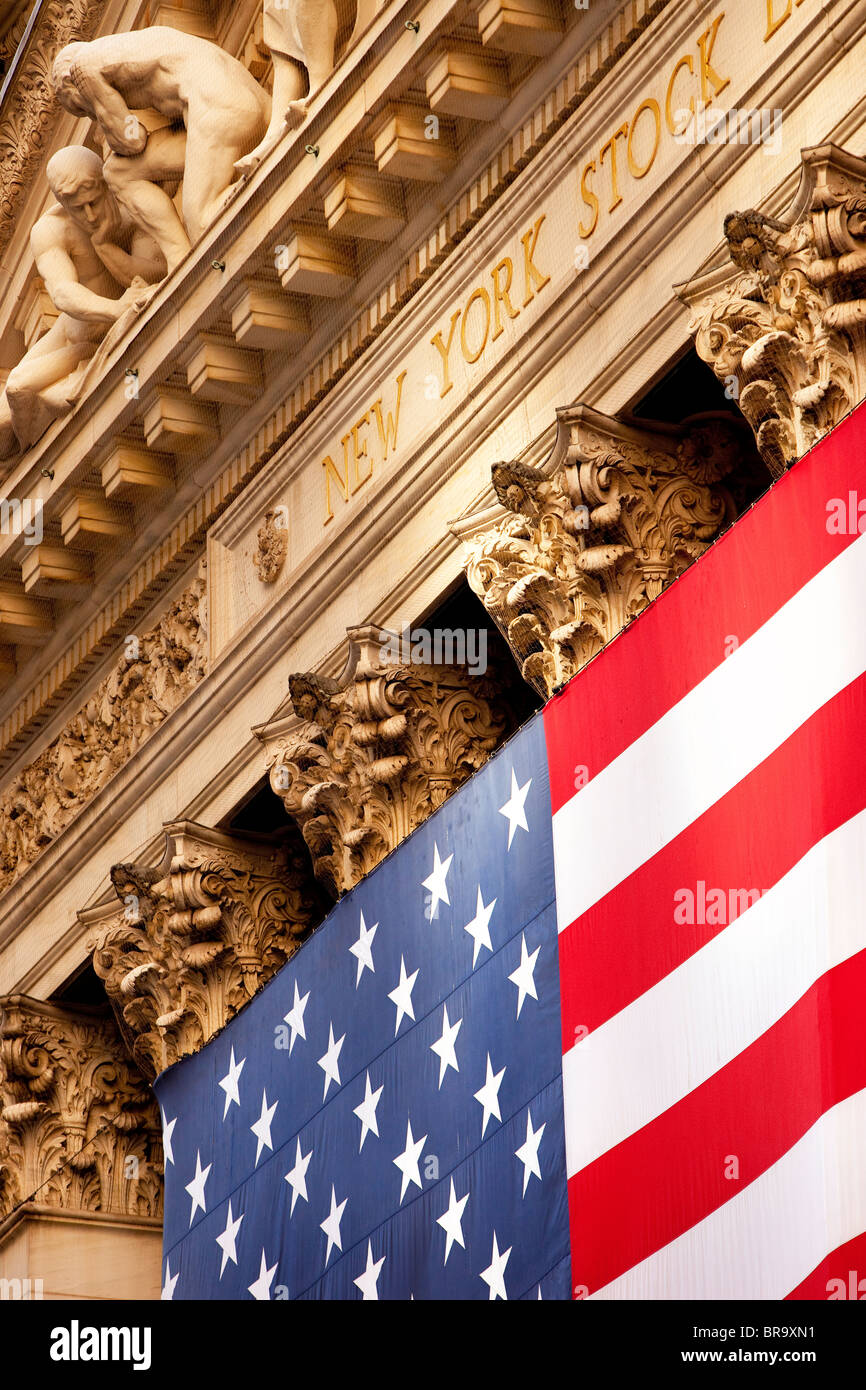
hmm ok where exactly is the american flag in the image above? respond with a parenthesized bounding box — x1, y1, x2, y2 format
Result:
(155, 404, 866, 1300)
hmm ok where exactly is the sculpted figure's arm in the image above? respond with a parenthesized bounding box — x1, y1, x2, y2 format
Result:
(91, 223, 166, 289)
(31, 221, 132, 325)
(66, 52, 148, 156)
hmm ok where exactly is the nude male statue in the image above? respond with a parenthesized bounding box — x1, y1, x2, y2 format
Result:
(0, 145, 164, 461)
(234, 0, 340, 175)
(52, 27, 270, 273)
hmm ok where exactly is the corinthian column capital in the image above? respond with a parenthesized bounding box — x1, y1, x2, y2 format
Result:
(87, 822, 323, 1080)
(679, 143, 866, 476)
(0, 996, 162, 1223)
(457, 404, 752, 699)
(258, 625, 515, 898)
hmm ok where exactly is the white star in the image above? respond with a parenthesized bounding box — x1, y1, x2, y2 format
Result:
(284, 1137, 313, 1213)
(216, 1199, 244, 1277)
(353, 1240, 386, 1300)
(436, 1177, 469, 1264)
(514, 1109, 546, 1195)
(248, 1248, 278, 1300)
(284, 980, 310, 1054)
(161, 1110, 176, 1166)
(218, 1046, 245, 1119)
(320, 1185, 348, 1266)
(348, 910, 378, 986)
(499, 768, 531, 849)
(250, 1088, 278, 1167)
(463, 886, 496, 967)
(480, 1231, 511, 1300)
(508, 933, 541, 1017)
(185, 1149, 211, 1227)
(388, 955, 419, 1036)
(353, 1070, 384, 1150)
(430, 1004, 462, 1087)
(317, 1022, 345, 1100)
(393, 1118, 427, 1204)
(422, 842, 453, 916)
(161, 1258, 179, 1300)
(473, 1053, 506, 1137)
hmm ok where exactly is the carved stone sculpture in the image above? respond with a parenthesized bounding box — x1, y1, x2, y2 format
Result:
(0, 146, 164, 461)
(0, 996, 162, 1222)
(88, 822, 324, 1078)
(52, 28, 270, 272)
(0, 0, 108, 263)
(680, 144, 866, 477)
(260, 625, 515, 898)
(0, 564, 207, 897)
(459, 406, 754, 699)
(252, 507, 289, 583)
(235, 0, 340, 173)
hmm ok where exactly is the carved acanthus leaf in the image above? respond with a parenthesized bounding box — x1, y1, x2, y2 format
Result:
(0, 996, 162, 1222)
(459, 405, 753, 699)
(88, 822, 324, 1079)
(261, 626, 516, 898)
(680, 144, 866, 477)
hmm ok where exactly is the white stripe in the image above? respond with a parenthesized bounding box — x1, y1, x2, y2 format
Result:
(590, 1088, 866, 1300)
(562, 809, 866, 1178)
(553, 532, 866, 931)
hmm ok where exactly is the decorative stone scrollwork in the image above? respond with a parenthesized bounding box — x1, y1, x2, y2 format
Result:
(458, 405, 753, 700)
(260, 626, 515, 898)
(680, 144, 866, 477)
(88, 822, 324, 1079)
(0, 996, 162, 1222)
(0, 564, 207, 898)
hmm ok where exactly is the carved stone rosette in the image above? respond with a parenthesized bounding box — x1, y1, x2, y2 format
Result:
(0, 563, 208, 898)
(458, 405, 748, 700)
(0, 996, 162, 1223)
(260, 626, 514, 898)
(88, 822, 323, 1080)
(680, 144, 866, 477)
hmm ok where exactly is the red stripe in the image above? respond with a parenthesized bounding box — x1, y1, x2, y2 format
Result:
(545, 405, 866, 815)
(568, 950, 866, 1296)
(559, 672, 866, 1048)
(785, 1232, 866, 1300)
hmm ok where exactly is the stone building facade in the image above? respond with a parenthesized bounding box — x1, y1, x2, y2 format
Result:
(0, 0, 863, 1297)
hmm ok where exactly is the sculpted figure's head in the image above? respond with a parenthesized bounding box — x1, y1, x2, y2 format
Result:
(46, 146, 120, 239)
(52, 44, 91, 117)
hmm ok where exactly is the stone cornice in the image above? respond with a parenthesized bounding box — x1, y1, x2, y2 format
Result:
(0, 0, 665, 763)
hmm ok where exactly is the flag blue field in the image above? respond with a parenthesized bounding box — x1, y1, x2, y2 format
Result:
(155, 712, 572, 1299)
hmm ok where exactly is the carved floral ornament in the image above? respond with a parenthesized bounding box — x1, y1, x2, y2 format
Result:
(87, 821, 324, 1081)
(257, 625, 517, 899)
(457, 404, 757, 701)
(679, 144, 866, 478)
(0, 996, 162, 1223)
(0, 563, 207, 899)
